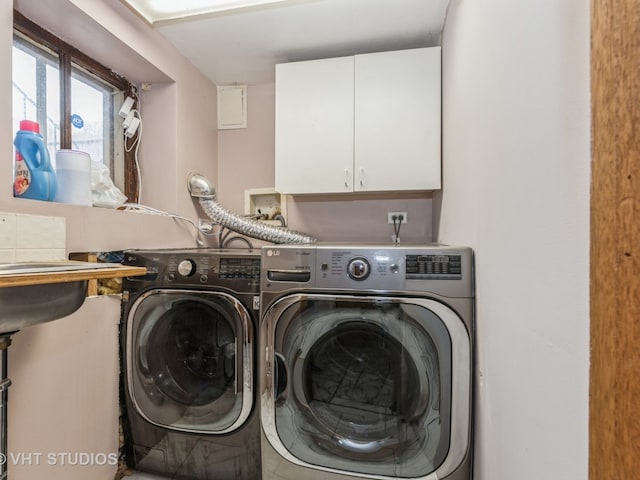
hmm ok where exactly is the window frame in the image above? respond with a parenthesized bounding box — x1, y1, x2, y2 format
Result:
(13, 9, 139, 202)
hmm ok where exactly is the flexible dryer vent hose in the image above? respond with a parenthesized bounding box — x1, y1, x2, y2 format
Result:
(188, 173, 316, 245)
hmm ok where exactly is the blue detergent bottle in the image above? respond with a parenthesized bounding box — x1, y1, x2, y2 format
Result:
(13, 120, 57, 201)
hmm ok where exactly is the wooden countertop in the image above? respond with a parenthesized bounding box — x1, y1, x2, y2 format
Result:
(0, 265, 147, 288)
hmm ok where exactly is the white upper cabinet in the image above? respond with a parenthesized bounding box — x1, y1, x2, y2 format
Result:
(354, 48, 441, 192)
(275, 56, 354, 194)
(275, 47, 441, 195)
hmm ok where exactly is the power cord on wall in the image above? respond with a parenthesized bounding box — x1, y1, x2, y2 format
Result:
(122, 203, 217, 247)
(125, 114, 142, 202)
(392, 214, 404, 244)
(121, 89, 143, 203)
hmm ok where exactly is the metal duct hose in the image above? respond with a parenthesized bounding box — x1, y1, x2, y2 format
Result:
(188, 173, 316, 245)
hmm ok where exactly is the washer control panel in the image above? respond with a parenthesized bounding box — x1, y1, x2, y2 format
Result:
(261, 244, 473, 297)
(405, 254, 462, 280)
(315, 249, 407, 290)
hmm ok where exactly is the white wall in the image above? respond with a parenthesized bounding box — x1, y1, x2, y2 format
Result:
(218, 83, 277, 214)
(438, 1, 590, 479)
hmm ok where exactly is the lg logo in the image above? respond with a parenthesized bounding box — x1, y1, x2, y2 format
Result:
(266, 250, 280, 257)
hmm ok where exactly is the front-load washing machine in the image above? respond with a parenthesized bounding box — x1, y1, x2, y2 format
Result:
(120, 248, 262, 480)
(259, 244, 474, 480)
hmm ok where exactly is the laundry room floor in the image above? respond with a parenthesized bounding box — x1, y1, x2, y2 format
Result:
(123, 473, 168, 480)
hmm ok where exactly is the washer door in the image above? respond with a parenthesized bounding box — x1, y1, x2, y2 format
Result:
(261, 294, 471, 479)
(127, 289, 254, 434)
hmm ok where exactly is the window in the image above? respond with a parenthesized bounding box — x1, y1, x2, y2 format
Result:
(12, 11, 138, 202)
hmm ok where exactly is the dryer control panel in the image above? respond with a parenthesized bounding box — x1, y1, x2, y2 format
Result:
(122, 248, 261, 293)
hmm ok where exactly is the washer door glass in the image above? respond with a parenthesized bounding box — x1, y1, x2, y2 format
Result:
(264, 296, 460, 478)
(127, 289, 254, 434)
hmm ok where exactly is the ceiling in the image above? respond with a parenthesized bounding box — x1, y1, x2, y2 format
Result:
(146, 0, 450, 86)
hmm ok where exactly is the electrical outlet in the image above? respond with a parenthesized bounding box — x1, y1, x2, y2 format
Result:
(198, 218, 214, 233)
(125, 117, 140, 138)
(119, 96, 135, 118)
(387, 212, 408, 224)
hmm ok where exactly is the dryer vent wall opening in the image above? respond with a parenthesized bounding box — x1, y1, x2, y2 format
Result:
(188, 172, 316, 245)
(197, 197, 316, 245)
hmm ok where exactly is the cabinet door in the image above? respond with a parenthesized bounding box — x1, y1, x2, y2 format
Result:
(275, 56, 354, 194)
(354, 47, 441, 191)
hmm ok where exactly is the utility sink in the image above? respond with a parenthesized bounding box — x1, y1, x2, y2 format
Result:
(0, 278, 87, 334)
(0, 260, 122, 275)
(0, 261, 144, 335)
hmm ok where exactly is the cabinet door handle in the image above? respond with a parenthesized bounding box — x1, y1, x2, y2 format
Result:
(344, 168, 350, 189)
(359, 167, 365, 187)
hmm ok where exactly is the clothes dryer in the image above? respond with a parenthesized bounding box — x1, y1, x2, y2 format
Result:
(259, 244, 474, 480)
(120, 248, 262, 480)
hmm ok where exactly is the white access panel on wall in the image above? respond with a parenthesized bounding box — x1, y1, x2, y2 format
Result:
(275, 56, 354, 194)
(354, 47, 441, 191)
(218, 85, 247, 129)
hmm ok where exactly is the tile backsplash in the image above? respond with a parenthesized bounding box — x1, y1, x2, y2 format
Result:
(0, 213, 66, 262)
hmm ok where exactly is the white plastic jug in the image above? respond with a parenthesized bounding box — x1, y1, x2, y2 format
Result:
(53, 150, 92, 206)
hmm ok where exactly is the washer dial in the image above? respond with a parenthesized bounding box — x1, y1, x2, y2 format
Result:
(347, 257, 371, 281)
(177, 259, 196, 277)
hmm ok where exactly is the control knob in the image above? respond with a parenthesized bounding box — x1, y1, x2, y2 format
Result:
(347, 257, 371, 281)
(177, 259, 196, 277)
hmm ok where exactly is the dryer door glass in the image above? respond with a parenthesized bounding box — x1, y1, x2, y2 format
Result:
(127, 290, 253, 434)
(265, 296, 458, 478)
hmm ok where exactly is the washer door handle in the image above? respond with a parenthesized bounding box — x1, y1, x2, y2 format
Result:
(223, 339, 239, 394)
(274, 353, 288, 402)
